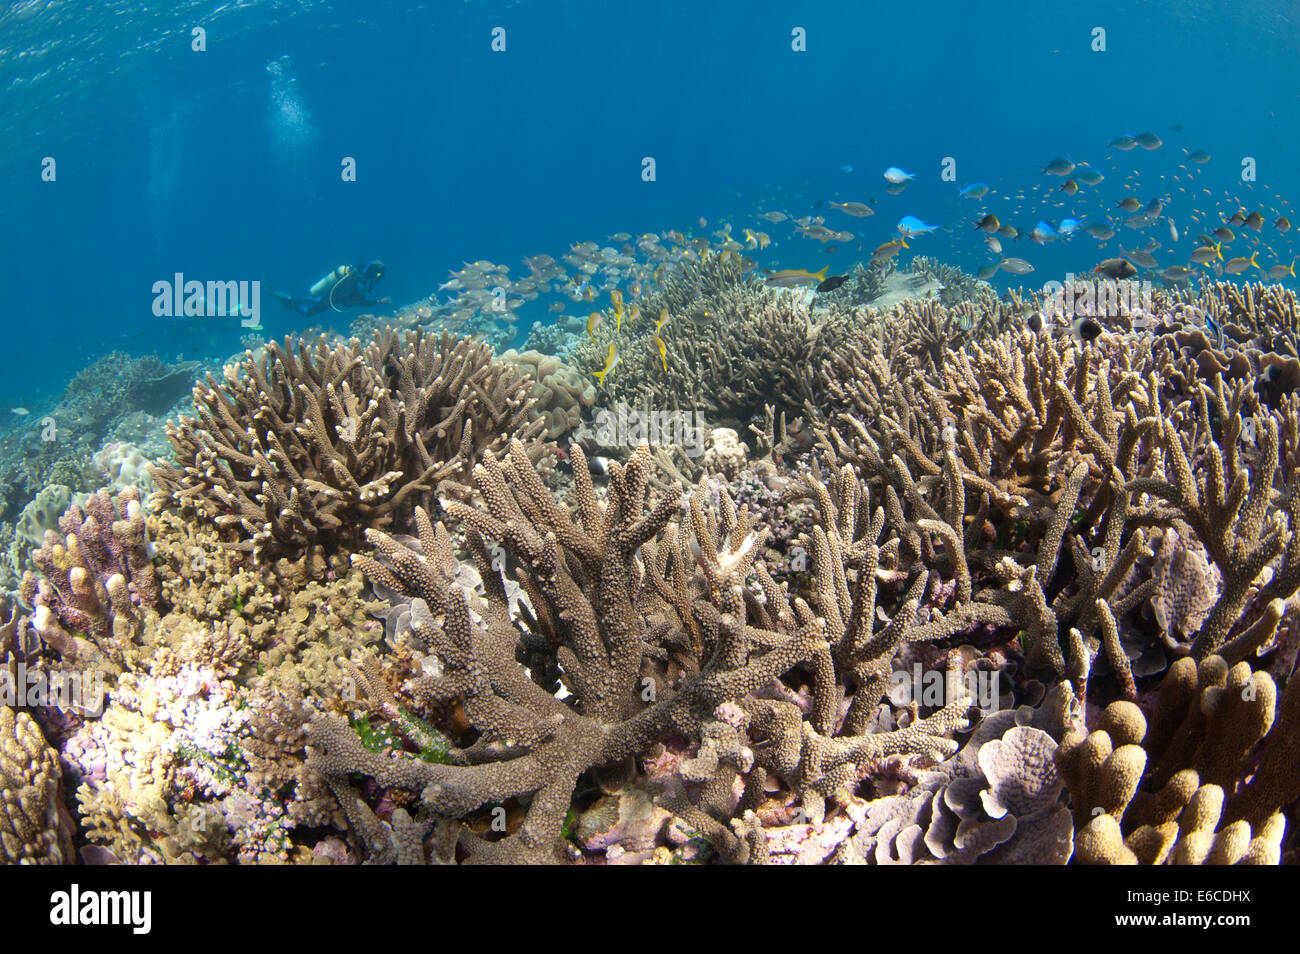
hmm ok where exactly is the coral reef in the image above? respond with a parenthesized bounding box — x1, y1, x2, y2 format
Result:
(153, 329, 545, 559)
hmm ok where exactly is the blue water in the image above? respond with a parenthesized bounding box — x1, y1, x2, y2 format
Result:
(2, 0, 1298, 408)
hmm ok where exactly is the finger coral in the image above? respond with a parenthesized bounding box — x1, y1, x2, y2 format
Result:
(0, 705, 74, 863)
(1058, 656, 1295, 864)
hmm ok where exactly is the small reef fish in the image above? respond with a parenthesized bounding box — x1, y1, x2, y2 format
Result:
(1082, 222, 1115, 240)
(655, 308, 670, 332)
(897, 216, 938, 238)
(1030, 221, 1058, 243)
(627, 303, 641, 324)
(815, 274, 849, 293)
(1212, 226, 1235, 243)
(1134, 132, 1163, 150)
(999, 257, 1034, 274)
(1244, 211, 1265, 230)
(976, 262, 1000, 279)
(1075, 168, 1105, 186)
(829, 201, 874, 217)
(883, 166, 915, 183)
(871, 238, 908, 263)
(764, 266, 829, 287)
(1116, 197, 1142, 212)
(586, 312, 602, 341)
(1071, 317, 1104, 342)
(974, 214, 1000, 233)
(611, 289, 624, 330)
(958, 183, 989, 199)
(1190, 244, 1223, 264)
(652, 335, 668, 371)
(1186, 149, 1212, 163)
(1276, 217, 1292, 232)
(1059, 178, 1080, 196)
(1095, 258, 1138, 279)
(1122, 247, 1159, 269)
(1224, 252, 1260, 274)
(10, 408, 29, 416)
(1268, 259, 1296, 280)
(1058, 218, 1081, 236)
(758, 211, 788, 223)
(592, 342, 620, 387)
(1160, 266, 1194, 282)
(1041, 157, 1075, 175)
(1108, 135, 1138, 150)
(985, 235, 1003, 255)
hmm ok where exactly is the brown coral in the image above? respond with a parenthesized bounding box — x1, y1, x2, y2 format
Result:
(153, 328, 545, 558)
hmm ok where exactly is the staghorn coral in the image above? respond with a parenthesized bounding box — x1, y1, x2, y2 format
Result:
(307, 440, 832, 863)
(573, 254, 858, 428)
(153, 328, 545, 559)
(307, 439, 984, 864)
(1058, 656, 1295, 864)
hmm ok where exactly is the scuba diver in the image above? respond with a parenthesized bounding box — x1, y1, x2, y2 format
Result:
(271, 260, 390, 316)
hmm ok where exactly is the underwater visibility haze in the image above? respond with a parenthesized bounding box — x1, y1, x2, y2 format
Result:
(1, 0, 1300, 875)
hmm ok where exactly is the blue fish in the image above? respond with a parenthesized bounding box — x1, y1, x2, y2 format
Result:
(897, 216, 938, 238)
(1030, 220, 1058, 243)
(839, 164, 854, 173)
(959, 182, 989, 199)
(1058, 218, 1081, 236)
(883, 166, 915, 183)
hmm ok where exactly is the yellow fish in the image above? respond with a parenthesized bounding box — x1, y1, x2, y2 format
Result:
(1224, 251, 1259, 274)
(593, 342, 620, 387)
(652, 335, 668, 371)
(627, 303, 640, 324)
(655, 308, 670, 333)
(610, 289, 624, 330)
(586, 312, 602, 341)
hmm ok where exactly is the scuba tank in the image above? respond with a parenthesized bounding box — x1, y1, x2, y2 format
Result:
(309, 265, 351, 297)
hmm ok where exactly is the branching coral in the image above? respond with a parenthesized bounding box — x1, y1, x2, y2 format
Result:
(308, 440, 831, 863)
(306, 439, 987, 864)
(153, 329, 545, 559)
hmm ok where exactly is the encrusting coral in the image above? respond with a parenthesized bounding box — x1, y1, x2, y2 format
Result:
(153, 328, 545, 559)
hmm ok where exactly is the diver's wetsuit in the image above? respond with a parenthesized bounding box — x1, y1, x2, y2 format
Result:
(272, 261, 387, 316)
